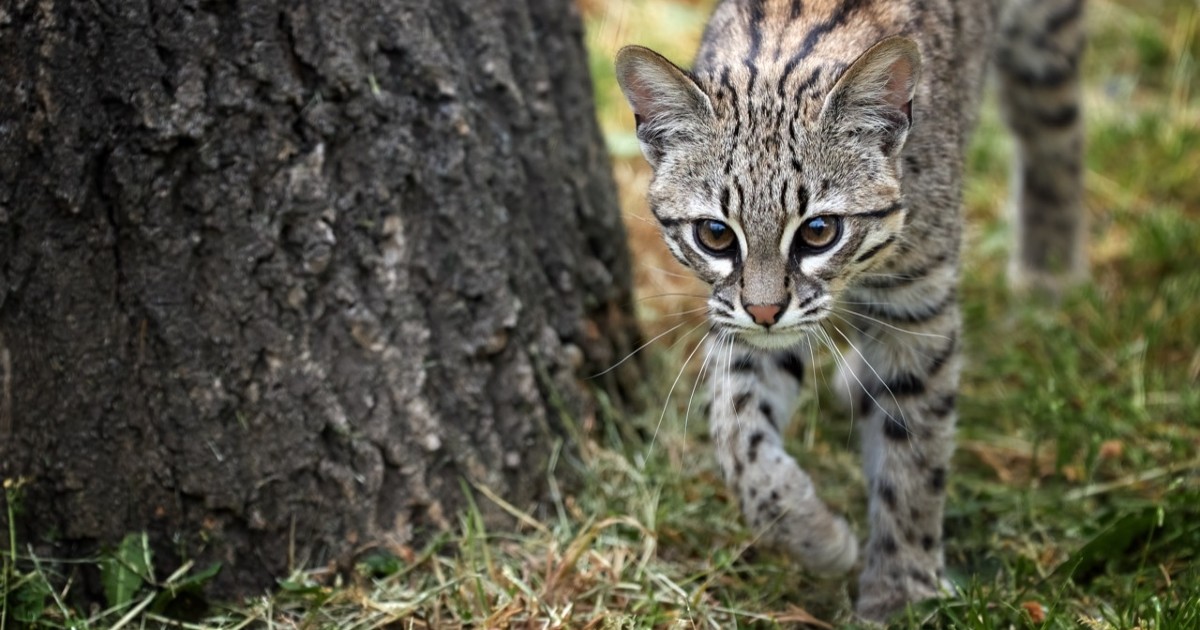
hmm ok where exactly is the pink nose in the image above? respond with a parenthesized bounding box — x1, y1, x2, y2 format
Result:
(746, 304, 782, 326)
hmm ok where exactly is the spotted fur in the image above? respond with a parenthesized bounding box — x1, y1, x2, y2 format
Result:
(615, 0, 1086, 622)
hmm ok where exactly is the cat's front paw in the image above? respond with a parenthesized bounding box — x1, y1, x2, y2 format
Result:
(756, 505, 859, 576)
(855, 569, 946, 624)
(806, 514, 859, 576)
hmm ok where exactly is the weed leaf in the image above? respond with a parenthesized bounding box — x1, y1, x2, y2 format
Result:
(1059, 509, 1161, 584)
(151, 562, 222, 620)
(101, 532, 152, 609)
(11, 578, 51, 623)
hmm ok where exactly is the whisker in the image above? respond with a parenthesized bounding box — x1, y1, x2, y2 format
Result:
(812, 327, 858, 445)
(717, 329, 736, 431)
(636, 293, 711, 302)
(665, 319, 716, 352)
(829, 311, 942, 364)
(853, 271, 918, 281)
(637, 305, 712, 323)
(828, 306, 952, 341)
(819, 325, 900, 431)
(638, 264, 697, 280)
(827, 311, 887, 346)
(646, 327, 713, 461)
(828, 323, 912, 447)
(684, 330, 726, 440)
(589, 320, 687, 379)
(803, 331, 822, 449)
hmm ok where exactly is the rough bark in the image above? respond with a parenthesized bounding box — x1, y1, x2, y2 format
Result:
(0, 0, 640, 596)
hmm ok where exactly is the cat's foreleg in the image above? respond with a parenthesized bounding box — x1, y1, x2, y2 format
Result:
(707, 340, 858, 575)
(837, 288, 961, 621)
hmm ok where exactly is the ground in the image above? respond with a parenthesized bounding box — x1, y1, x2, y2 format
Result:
(4, 0, 1199, 627)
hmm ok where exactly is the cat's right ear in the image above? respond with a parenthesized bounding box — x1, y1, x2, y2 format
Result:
(819, 36, 922, 157)
(615, 46, 713, 167)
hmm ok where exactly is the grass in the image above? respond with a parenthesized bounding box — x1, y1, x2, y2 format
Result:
(5, 0, 1200, 627)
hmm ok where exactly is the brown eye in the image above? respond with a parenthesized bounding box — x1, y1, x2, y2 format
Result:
(797, 216, 842, 251)
(695, 220, 737, 255)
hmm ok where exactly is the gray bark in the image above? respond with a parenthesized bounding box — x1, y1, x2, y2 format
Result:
(0, 0, 640, 595)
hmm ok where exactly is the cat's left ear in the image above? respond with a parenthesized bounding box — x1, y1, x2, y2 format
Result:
(820, 36, 922, 156)
(615, 46, 714, 168)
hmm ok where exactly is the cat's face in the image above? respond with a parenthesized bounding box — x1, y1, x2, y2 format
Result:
(644, 121, 906, 349)
(617, 38, 921, 349)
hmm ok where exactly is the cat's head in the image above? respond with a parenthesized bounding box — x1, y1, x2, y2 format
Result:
(615, 37, 921, 349)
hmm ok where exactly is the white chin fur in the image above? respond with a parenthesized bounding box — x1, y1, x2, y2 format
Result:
(738, 330, 808, 350)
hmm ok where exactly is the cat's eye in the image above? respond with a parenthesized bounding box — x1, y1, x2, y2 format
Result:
(695, 220, 737, 256)
(797, 216, 842, 251)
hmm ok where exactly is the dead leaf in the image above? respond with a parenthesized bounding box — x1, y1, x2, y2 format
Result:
(1022, 600, 1046, 623)
(1098, 439, 1124, 460)
(773, 604, 834, 629)
(961, 439, 1066, 484)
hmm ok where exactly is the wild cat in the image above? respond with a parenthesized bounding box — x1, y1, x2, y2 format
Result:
(615, 0, 1086, 621)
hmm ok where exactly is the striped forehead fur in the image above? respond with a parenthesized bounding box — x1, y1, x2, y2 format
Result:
(693, 0, 915, 123)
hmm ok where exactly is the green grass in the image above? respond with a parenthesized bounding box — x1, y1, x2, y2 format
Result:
(5, 0, 1200, 627)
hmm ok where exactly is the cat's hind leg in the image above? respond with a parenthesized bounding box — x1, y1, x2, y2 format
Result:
(997, 0, 1089, 293)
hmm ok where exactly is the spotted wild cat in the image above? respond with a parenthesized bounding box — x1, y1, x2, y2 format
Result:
(614, 0, 1086, 621)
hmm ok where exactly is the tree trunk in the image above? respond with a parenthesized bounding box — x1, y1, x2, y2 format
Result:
(0, 0, 639, 595)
